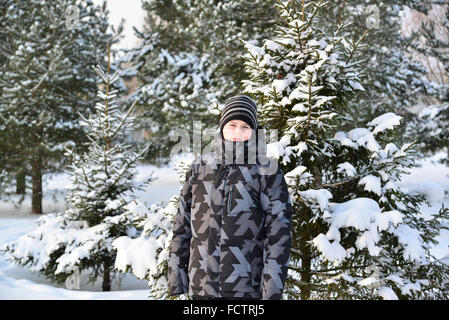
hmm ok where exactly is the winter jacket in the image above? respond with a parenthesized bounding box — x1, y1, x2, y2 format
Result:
(168, 129, 292, 300)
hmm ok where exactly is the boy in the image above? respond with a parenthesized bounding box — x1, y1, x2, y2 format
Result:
(168, 94, 292, 300)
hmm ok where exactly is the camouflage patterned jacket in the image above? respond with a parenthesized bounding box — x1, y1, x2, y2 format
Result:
(168, 130, 292, 299)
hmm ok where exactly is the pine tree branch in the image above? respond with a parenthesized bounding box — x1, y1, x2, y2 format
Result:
(302, 77, 312, 141)
(345, 29, 369, 65)
(105, 43, 111, 152)
(110, 148, 148, 188)
(302, 0, 305, 22)
(49, 84, 94, 106)
(30, 50, 64, 97)
(104, 147, 109, 179)
(337, 0, 346, 26)
(30, 71, 49, 96)
(0, 44, 12, 59)
(108, 100, 138, 142)
(277, 0, 296, 23)
(81, 166, 93, 189)
(321, 176, 359, 188)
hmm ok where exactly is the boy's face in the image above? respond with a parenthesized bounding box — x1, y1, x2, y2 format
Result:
(222, 119, 253, 141)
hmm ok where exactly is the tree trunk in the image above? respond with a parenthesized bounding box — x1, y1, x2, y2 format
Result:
(299, 227, 312, 300)
(31, 159, 42, 214)
(102, 261, 111, 291)
(298, 157, 322, 300)
(16, 169, 26, 194)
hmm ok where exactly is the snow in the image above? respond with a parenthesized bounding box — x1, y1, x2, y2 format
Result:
(288, 19, 307, 30)
(289, 85, 324, 102)
(298, 189, 333, 213)
(285, 166, 311, 187)
(0, 217, 149, 299)
(272, 73, 296, 93)
(376, 210, 403, 232)
(367, 112, 403, 135)
(347, 128, 381, 152)
(113, 236, 158, 279)
(377, 286, 399, 300)
(418, 104, 442, 119)
(264, 39, 282, 52)
(312, 234, 347, 263)
(333, 128, 383, 152)
(394, 224, 425, 263)
(358, 175, 382, 196)
(266, 134, 292, 160)
(405, 182, 445, 205)
(337, 162, 357, 177)
(329, 197, 382, 231)
(348, 80, 365, 91)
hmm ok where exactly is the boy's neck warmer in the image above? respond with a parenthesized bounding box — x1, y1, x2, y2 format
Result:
(211, 128, 267, 165)
(221, 139, 252, 164)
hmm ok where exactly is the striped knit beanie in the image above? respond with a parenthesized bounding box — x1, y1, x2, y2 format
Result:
(219, 94, 258, 137)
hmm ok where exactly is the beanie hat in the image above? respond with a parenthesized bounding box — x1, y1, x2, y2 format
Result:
(219, 94, 258, 137)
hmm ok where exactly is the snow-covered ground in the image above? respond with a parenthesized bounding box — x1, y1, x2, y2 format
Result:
(0, 152, 448, 299)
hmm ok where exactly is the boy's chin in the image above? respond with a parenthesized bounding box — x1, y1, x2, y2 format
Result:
(227, 139, 247, 142)
(224, 137, 249, 142)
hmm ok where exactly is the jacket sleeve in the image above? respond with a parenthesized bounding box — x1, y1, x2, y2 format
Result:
(168, 163, 194, 296)
(260, 166, 293, 300)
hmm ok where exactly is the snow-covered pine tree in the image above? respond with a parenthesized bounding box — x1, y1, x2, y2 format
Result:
(314, 0, 433, 147)
(140, 0, 279, 97)
(0, 0, 121, 213)
(411, 4, 449, 165)
(118, 33, 222, 165)
(417, 101, 449, 164)
(118, 0, 279, 164)
(0, 0, 24, 195)
(1, 44, 152, 291)
(113, 161, 192, 300)
(243, 0, 449, 299)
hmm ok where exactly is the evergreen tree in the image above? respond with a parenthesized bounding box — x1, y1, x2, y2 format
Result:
(0, 0, 10, 66)
(243, 0, 449, 299)
(118, 0, 279, 164)
(1, 45, 152, 291)
(0, 0, 19, 195)
(412, 5, 449, 165)
(313, 0, 434, 147)
(119, 33, 222, 165)
(0, 0, 122, 213)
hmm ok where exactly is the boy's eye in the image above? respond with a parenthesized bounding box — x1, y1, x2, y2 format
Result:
(227, 123, 249, 129)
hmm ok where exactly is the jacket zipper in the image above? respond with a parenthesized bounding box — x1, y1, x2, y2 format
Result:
(223, 166, 230, 206)
(218, 165, 230, 297)
(227, 185, 233, 214)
